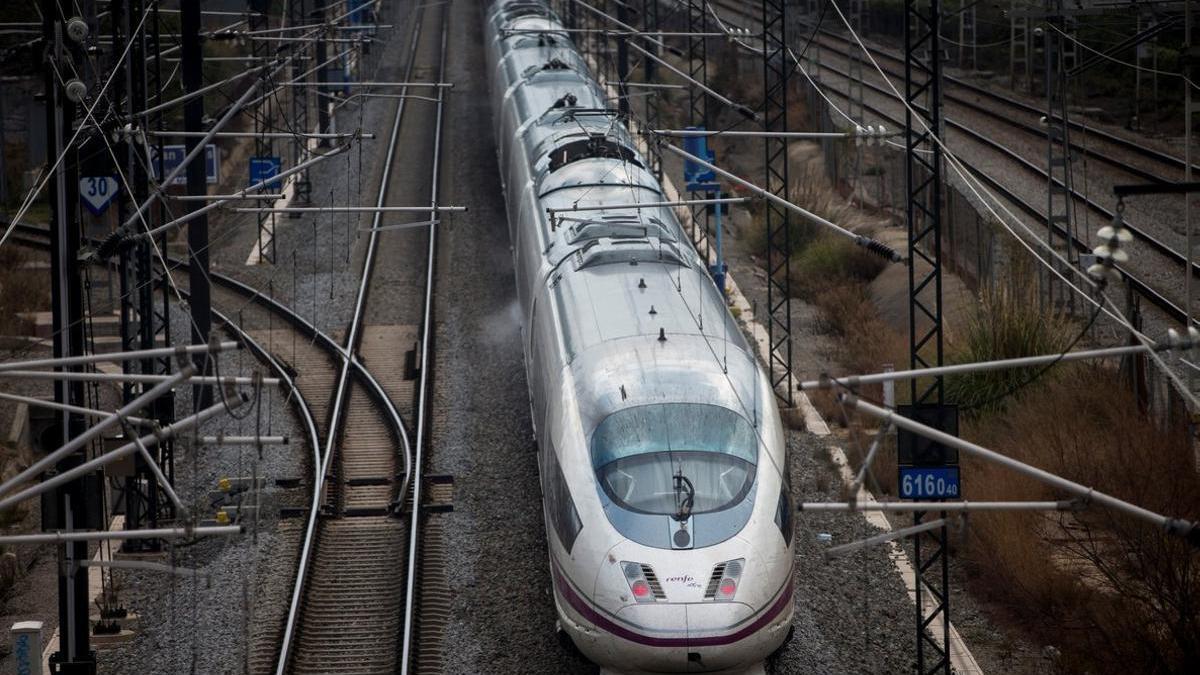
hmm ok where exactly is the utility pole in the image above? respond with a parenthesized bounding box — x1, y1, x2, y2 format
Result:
(641, 0, 662, 181)
(250, 0, 276, 263)
(289, 0, 312, 208)
(181, 0, 212, 408)
(762, 0, 793, 406)
(42, 1, 97, 670)
(687, 0, 711, 262)
(1186, 0, 1196, 398)
(115, 0, 173, 554)
(314, 1, 331, 140)
(616, 2, 630, 118)
(903, 0, 953, 672)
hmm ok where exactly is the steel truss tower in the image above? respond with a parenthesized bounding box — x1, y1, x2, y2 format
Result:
(116, 0, 176, 554)
(641, 0, 662, 181)
(42, 3, 97, 670)
(289, 0, 312, 210)
(904, 0, 950, 672)
(762, 0, 793, 406)
(1043, 0, 1077, 309)
(250, 0, 276, 263)
(687, 0, 711, 261)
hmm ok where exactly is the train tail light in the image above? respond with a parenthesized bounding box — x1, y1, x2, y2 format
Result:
(704, 558, 745, 601)
(621, 561, 664, 603)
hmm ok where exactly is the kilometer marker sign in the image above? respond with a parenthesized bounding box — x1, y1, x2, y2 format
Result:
(80, 176, 120, 216)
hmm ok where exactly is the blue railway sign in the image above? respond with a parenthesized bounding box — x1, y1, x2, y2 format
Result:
(249, 156, 282, 187)
(899, 466, 961, 500)
(79, 176, 119, 215)
(150, 144, 218, 186)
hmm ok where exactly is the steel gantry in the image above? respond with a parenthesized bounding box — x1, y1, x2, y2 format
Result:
(1043, 0, 1078, 310)
(289, 0, 313, 210)
(904, 0, 950, 672)
(115, 0, 177, 555)
(641, 0, 662, 181)
(687, 0, 711, 261)
(761, 0, 793, 406)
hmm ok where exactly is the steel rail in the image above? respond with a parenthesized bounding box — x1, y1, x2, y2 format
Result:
(715, 0, 1200, 176)
(399, 0, 449, 670)
(711, 0, 1200, 280)
(3, 212, 410, 672)
(747, 49, 1190, 324)
(276, 0, 435, 670)
(807, 53, 1200, 280)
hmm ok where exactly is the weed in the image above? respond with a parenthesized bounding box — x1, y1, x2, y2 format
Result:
(944, 282, 1074, 413)
(790, 235, 887, 300)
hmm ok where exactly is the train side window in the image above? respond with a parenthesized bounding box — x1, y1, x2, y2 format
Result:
(544, 446, 582, 553)
(775, 459, 793, 547)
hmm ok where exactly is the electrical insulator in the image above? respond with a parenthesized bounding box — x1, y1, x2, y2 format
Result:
(1087, 211, 1133, 285)
(64, 79, 87, 103)
(66, 17, 88, 43)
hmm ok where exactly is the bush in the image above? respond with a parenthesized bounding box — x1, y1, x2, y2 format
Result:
(791, 234, 887, 299)
(944, 283, 1073, 413)
(962, 366, 1200, 674)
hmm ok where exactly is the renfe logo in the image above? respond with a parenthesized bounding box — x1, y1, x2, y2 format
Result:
(662, 574, 702, 589)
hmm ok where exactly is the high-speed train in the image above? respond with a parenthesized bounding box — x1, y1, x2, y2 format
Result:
(485, 1, 795, 672)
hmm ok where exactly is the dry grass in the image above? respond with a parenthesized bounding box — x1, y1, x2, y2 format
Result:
(944, 281, 1075, 412)
(742, 163, 869, 259)
(0, 245, 48, 336)
(961, 365, 1200, 673)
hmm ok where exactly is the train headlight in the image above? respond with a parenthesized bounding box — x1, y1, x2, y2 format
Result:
(704, 558, 745, 601)
(621, 561, 665, 603)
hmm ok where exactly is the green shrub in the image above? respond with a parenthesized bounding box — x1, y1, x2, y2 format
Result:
(791, 234, 887, 299)
(944, 284, 1074, 413)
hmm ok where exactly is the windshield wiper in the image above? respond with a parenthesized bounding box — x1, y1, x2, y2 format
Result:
(673, 468, 695, 523)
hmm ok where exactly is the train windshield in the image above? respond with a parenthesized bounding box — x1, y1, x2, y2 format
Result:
(591, 404, 757, 516)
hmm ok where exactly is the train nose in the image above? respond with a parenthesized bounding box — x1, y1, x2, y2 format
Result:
(605, 602, 766, 673)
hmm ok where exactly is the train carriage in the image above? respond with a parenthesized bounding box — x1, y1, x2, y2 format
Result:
(485, 2, 796, 672)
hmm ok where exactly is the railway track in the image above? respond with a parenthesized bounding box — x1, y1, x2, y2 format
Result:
(704, 0, 1196, 327)
(280, 0, 448, 671)
(4, 1, 446, 672)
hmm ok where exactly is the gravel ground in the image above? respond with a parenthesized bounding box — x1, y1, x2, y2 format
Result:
(94, 300, 307, 675)
(771, 431, 919, 674)
(95, 2, 430, 670)
(424, 0, 592, 672)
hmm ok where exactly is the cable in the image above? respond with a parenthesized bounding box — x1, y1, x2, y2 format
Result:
(821, 0, 1200, 410)
(1044, 22, 1200, 93)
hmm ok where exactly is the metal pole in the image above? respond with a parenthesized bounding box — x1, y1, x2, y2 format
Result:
(0, 392, 155, 428)
(181, 1, 211, 409)
(313, 1, 331, 141)
(801, 500, 1077, 512)
(0, 340, 237, 372)
(42, 5, 93, 667)
(0, 366, 193, 499)
(616, 2, 630, 118)
(662, 144, 900, 258)
(797, 343, 1155, 390)
(0, 400, 235, 513)
(825, 518, 950, 559)
(0, 525, 242, 546)
(841, 394, 1200, 542)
